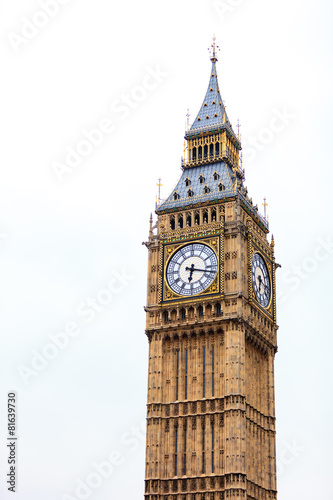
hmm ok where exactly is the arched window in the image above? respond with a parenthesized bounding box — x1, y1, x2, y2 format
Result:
(170, 216, 175, 230)
(211, 208, 217, 222)
(192, 148, 197, 161)
(186, 214, 192, 227)
(215, 303, 221, 316)
(178, 215, 183, 228)
(198, 146, 202, 160)
(218, 183, 225, 192)
(180, 308, 186, 320)
(173, 191, 179, 201)
(163, 311, 169, 323)
(194, 212, 200, 225)
(199, 175, 205, 184)
(203, 210, 208, 223)
(213, 171, 219, 181)
(188, 189, 193, 198)
(185, 177, 191, 187)
(215, 142, 220, 155)
(204, 185, 210, 194)
(198, 305, 204, 318)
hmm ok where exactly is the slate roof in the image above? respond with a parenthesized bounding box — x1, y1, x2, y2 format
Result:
(156, 161, 269, 231)
(186, 60, 236, 139)
(157, 162, 236, 212)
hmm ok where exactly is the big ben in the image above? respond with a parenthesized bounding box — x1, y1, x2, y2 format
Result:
(143, 39, 278, 500)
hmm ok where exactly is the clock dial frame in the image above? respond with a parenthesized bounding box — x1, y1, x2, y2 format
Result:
(252, 252, 271, 308)
(166, 243, 218, 297)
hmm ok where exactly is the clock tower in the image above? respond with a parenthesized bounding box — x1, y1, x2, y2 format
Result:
(143, 40, 278, 500)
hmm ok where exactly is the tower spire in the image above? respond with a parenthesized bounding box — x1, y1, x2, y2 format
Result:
(189, 38, 233, 135)
(186, 36, 240, 169)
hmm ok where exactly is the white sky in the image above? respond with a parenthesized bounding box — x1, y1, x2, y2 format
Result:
(0, 0, 332, 499)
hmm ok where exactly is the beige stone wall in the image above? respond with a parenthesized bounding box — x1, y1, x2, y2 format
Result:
(144, 198, 278, 500)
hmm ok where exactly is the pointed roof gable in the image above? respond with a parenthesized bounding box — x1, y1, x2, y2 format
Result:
(186, 52, 237, 142)
(190, 60, 231, 131)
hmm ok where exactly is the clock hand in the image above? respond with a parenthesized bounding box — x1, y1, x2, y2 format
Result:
(185, 263, 195, 283)
(186, 267, 215, 273)
(257, 275, 266, 293)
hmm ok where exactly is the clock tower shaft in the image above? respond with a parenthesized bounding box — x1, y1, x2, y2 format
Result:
(143, 44, 278, 500)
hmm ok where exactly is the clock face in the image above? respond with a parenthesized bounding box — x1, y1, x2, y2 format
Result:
(252, 253, 271, 308)
(166, 243, 218, 296)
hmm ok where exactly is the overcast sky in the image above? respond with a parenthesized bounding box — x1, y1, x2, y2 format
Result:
(0, 1, 332, 499)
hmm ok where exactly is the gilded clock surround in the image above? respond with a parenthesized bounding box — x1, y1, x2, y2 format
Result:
(251, 252, 272, 310)
(143, 41, 278, 500)
(162, 235, 223, 303)
(248, 239, 275, 319)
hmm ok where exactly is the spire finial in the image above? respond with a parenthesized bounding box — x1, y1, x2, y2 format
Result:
(237, 119, 241, 139)
(263, 197, 268, 221)
(186, 108, 190, 131)
(156, 178, 163, 208)
(209, 34, 219, 62)
(149, 213, 153, 237)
